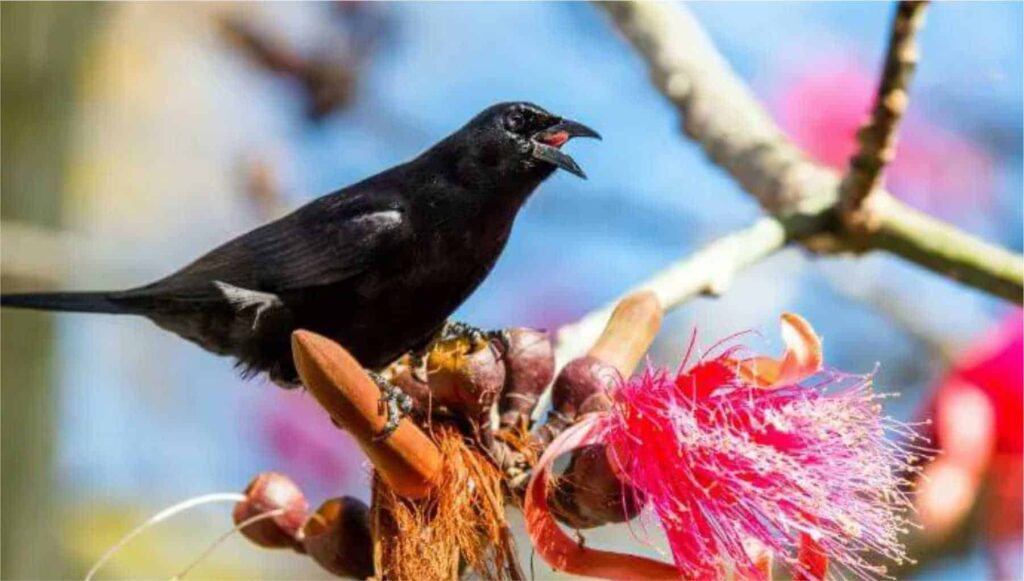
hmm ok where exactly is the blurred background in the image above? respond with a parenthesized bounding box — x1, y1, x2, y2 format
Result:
(1, 2, 1020, 579)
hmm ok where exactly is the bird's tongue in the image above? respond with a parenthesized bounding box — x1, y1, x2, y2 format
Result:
(540, 131, 571, 148)
(534, 119, 601, 147)
(530, 118, 600, 179)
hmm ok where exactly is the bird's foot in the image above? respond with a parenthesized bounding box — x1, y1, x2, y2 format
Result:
(368, 371, 414, 441)
(438, 320, 509, 355)
(405, 348, 429, 382)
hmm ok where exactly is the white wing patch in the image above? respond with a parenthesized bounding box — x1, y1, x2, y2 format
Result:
(352, 210, 402, 231)
(213, 281, 283, 329)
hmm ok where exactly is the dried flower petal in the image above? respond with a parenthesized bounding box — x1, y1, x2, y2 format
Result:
(524, 415, 677, 580)
(734, 313, 822, 387)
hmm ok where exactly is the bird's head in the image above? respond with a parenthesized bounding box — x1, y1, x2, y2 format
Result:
(452, 102, 601, 183)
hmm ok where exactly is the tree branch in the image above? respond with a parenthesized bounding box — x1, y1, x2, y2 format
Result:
(594, 0, 1022, 304)
(533, 216, 798, 420)
(555, 217, 788, 363)
(864, 191, 1024, 302)
(840, 1, 929, 219)
(595, 1, 836, 217)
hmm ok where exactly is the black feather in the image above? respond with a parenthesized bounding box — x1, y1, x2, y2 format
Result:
(1, 102, 596, 384)
(1, 291, 133, 314)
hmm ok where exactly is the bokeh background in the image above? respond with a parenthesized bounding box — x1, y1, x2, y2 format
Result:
(1, 2, 1020, 579)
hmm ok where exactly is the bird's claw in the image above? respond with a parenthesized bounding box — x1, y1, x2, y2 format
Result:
(406, 349, 429, 382)
(369, 371, 413, 441)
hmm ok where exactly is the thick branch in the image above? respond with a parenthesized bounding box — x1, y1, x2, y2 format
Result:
(841, 1, 928, 219)
(595, 0, 1023, 304)
(596, 1, 836, 217)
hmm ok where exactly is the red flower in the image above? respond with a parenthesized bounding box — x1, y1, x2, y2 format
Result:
(915, 311, 1022, 578)
(527, 314, 920, 580)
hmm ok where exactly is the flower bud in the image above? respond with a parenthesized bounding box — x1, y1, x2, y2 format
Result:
(549, 443, 644, 529)
(498, 328, 555, 429)
(233, 472, 309, 550)
(541, 292, 662, 528)
(547, 381, 644, 529)
(292, 330, 442, 499)
(302, 497, 375, 579)
(427, 337, 506, 429)
(552, 355, 617, 419)
(535, 356, 617, 446)
(534, 358, 644, 529)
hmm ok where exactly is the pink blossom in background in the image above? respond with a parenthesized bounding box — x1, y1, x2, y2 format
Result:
(772, 50, 995, 220)
(257, 389, 363, 498)
(946, 312, 1024, 458)
(916, 311, 1023, 579)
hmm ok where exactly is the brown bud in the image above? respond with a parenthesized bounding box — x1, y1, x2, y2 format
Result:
(545, 291, 662, 528)
(233, 472, 309, 550)
(549, 444, 644, 529)
(499, 328, 555, 429)
(546, 386, 644, 529)
(427, 337, 506, 426)
(551, 355, 618, 420)
(291, 330, 442, 499)
(302, 497, 374, 579)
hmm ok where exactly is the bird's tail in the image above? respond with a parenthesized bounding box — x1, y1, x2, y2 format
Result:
(0, 291, 134, 314)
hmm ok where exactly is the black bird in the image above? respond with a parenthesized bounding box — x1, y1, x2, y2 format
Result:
(2, 101, 599, 388)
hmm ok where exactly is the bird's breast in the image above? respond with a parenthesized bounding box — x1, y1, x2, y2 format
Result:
(416, 218, 511, 290)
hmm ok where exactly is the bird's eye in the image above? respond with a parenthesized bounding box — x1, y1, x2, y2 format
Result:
(504, 110, 525, 133)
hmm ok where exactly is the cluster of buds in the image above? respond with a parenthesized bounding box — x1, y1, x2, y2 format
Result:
(226, 292, 918, 581)
(228, 292, 662, 578)
(386, 326, 556, 436)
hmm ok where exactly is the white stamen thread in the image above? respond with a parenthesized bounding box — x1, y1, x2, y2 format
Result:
(171, 508, 287, 580)
(85, 492, 247, 581)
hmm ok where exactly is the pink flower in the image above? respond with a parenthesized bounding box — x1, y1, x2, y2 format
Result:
(527, 314, 920, 580)
(258, 389, 362, 498)
(916, 311, 1022, 578)
(773, 51, 995, 219)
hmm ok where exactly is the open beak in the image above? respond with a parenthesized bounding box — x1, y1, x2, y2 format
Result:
(531, 119, 601, 179)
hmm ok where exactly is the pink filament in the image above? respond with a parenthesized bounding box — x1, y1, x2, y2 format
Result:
(603, 355, 920, 580)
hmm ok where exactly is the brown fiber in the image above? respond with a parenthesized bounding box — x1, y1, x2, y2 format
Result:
(371, 425, 518, 580)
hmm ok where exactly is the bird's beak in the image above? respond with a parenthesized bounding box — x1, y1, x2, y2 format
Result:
(531, 119, 601, 179)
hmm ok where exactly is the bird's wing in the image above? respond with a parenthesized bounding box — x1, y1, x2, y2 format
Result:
(128, 191, 412, 302)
